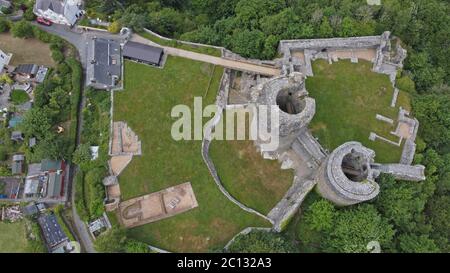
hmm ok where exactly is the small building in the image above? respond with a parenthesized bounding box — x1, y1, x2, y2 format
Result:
(29, 137, 37, 148)
(24, 177, 41, 197)
(23, 203, 39, 216)
(37, 214, 69, 251)
(123, 41, 164, 67)
(41, 159, 65, 199)
(87, 38, 122, 90)
(0, 48, 12, 74)
(11, 154, 25, 175)
(15, 64, 39, 78)
(8, 115, 23, 128)
(11, 131, 24, 142)
(33, 0, 83, 26)
(35, 66, 49, 83)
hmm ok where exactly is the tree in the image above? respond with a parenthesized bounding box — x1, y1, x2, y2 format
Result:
(20, 108, 53, 140)
(72, 143, 92, 168)
(325, 205, 395, 253)
(413, 95, 450, 152)
(108, 21, 122, 33)
(303, 199, 335, 232)
(148, 7, 186, 37)
(94, 227, 127, 253)
(11, 20, 34, 38)
(426, 195, 450, 251)
(231, 29, 265, 58)
(226, 231, 297, 253)
(375, 174, 424, 232)
(318, 17, 333, 38)
(398, 234, 439, 253)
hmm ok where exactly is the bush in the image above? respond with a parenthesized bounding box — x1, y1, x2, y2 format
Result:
(396, 75, 416, 93)
(10, 89, 30, 105)
(108, 21, 122, 33)
(0, 18, 10, 33)
(11, 20, 33, 38)
(226, 231, 297, 253)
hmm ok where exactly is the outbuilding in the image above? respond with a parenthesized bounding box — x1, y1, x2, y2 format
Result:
(123, 41, 164, 67)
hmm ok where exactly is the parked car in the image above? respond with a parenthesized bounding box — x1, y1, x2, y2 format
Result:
(37, 17, 52, 26)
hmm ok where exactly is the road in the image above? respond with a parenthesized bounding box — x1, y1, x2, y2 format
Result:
(34, 23, 96, 253)
(130, 34, 281, 76)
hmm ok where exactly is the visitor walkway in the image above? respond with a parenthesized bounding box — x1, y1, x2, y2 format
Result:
(130, 34, 281, 76)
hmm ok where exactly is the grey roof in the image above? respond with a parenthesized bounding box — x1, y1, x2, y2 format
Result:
(29, 137, 37, 147)
(47, 172, 63, 198)
(12, 154, 25, 161)
(88, 38, 121, 89)
(11, 131, 23, 141)
(23, 204, 38, 216)
(123, 41, 163, 65)
(38, 214, 68, 249)
(36, 0, 64, 15)
(15, 64, 39, 76)
(11, 161, 22, 174)
(0, 0, 11, 8)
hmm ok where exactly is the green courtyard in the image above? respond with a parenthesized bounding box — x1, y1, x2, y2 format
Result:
(210, 139, 294, 214)
(306, 60, 411, 163)
(0, 221, 29, 253)
(114, 58, 271, 252)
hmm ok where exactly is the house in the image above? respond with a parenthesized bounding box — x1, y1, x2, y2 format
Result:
(87, 38, 121, 90)
(123, 41, 164, 67)
(15, 64, 39, 78)
(0, 49, 12, 74)
(33, 0, 83, 26)
(37, 214, 69, 251)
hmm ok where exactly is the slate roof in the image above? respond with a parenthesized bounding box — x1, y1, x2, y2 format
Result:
(36, 0, 64, 15)
(38, 214, 68, 249)
(15, 64, 39, 76)
(123, 41, 164, 65)
(47, 171, 63, 198)
(88, 38, 121, 89)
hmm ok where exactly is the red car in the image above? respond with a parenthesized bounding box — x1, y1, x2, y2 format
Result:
(37, 17, 52, 26)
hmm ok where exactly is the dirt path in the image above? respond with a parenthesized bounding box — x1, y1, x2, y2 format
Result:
(131, 34, 281, 76)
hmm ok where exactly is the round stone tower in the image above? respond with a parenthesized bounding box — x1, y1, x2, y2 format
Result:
(316, 141, 380, 206)
(252, 72, 315, 156)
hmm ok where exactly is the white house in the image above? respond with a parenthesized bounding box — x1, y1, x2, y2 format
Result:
(0, 49, 12, 74)
(34, 0, 83, 26)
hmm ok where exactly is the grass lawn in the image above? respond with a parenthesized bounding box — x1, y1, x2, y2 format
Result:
(10, 89, 29, 105)
(0, 221, 29, 253)
(306, 60, 411, 163)
(0, 33, 55, 67)
(209, 139, 294, 214)
(114, 59, 269, 252)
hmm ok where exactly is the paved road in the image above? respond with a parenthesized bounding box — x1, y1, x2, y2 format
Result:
(131, 34, 281, 76)
(34, 23, 96, 253)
